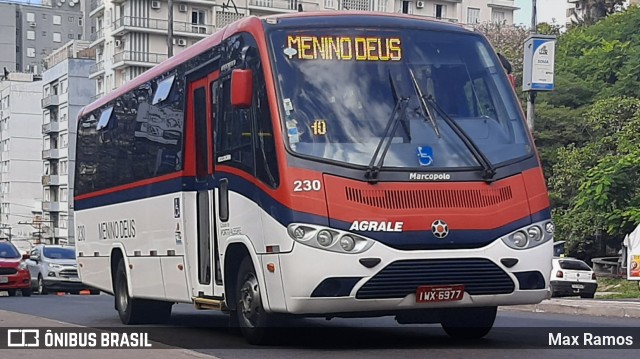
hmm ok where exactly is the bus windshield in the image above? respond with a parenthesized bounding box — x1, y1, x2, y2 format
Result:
(269, 28, 532, 169)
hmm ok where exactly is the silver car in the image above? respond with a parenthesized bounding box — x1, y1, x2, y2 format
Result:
(26, 244, 98, 295)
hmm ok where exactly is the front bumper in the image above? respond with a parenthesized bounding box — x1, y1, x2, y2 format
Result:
(271, 236, 552, 315)
(0, 270, 31, 290)
(550, 280, 598, 296)
(43, 278, 87, 291)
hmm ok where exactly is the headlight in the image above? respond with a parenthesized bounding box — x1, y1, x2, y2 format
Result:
(339, 235, 356, 252)
(287, 223, 375, 254)
(528, 226, 543, 241)
(316, 230, 333, 247)
(18, 262, 27, 270)
(501, 220, 553, 250)
(511, 231, 528, 248)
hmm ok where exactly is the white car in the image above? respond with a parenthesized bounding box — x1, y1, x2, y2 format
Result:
(550, 257, 598, 298)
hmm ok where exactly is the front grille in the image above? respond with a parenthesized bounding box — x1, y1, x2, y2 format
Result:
(0, 268, 17, 275)
(356, 258, 514, 299)
(345, 186, 513, 209)
(59, 269, 78, 277)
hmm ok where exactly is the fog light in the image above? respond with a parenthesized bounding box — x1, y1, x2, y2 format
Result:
(339, 235, 356, 252)
(48, 272, 56, 277)
(316, 230, 333, 247)
(293, 227, 305, 240)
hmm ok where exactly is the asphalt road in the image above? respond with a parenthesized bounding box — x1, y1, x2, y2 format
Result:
(1, 294, 639, 358)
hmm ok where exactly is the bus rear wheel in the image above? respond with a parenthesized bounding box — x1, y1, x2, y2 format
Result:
(114, 258, 172, 324)
(440, 306, 497, 339)
(235, 257, 279, 345)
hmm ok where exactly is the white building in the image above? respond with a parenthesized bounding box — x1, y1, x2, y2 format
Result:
(0, 72, 45, 240)
(88, 0, 518, 96)
(41, 40, 96, 245)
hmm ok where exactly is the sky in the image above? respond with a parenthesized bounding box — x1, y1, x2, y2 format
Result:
(514, 0, 568, 26)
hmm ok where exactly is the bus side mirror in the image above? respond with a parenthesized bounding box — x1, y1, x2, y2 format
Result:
(231, 69, 253, 108)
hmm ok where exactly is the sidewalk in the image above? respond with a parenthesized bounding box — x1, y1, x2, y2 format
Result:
(503, 298, 640, 318)
(0, 310, 218, 359)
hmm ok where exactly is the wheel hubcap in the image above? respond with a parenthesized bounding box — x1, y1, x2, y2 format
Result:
(38, 279, 43, 293)
(239, 273, 261, 328)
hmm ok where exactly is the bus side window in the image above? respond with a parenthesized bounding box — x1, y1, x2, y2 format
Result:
(252, 56, 279, 187)
(216, 79, 254, 174)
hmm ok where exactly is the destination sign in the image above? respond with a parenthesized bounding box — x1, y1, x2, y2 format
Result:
(285, 35, 402, 61)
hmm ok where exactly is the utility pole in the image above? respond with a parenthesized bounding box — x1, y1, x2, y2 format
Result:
(168, 0, 174, 57)
(527, 0, 537, 131)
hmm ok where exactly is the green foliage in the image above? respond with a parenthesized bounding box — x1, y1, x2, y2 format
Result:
(549, 98, 640, 259)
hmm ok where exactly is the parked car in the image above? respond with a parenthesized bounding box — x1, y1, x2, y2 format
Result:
(0, 241, 32, 296)
(26, 244, 98, 295)
(550, 257, 598, 298)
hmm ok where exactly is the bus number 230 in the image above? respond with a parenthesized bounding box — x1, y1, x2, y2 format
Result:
(293, 180, 321, 192)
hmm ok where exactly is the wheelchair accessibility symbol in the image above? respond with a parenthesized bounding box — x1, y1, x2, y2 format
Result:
(417, 146, 433, 167)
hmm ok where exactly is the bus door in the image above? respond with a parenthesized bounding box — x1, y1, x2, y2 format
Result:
(187, 71, 223, 298)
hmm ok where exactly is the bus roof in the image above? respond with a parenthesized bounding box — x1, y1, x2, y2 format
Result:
(78, 11, 469, 120)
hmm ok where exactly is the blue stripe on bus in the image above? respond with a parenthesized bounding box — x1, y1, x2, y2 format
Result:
(74, 173, 551, 250)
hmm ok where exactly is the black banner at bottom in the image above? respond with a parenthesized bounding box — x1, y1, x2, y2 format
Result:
(1, 327, 639, 349)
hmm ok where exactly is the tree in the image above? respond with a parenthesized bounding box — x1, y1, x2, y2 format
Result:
(569, 1, 626, 25)
(549, 98, 640, 259)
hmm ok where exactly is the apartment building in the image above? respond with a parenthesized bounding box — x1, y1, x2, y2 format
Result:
(41, 41, 95, 245)
(0, 72, 44, 240)
(88, 0, 518, 96)
(0, 1, 88, 74)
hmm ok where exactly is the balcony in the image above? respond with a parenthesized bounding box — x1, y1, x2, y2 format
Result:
(112, 51, 168, 69)
(89, 60, 105, 79)
(41, 94, 60, 109)
(248, 0, 301, 13)
(487, 0, 519, 10)
(42, 121, 61, 134)
(42, 175, 62, 186)
(112, 16, 215, 38)
(89, 0, 105, 17)
(89, 29, 105, 45)
(42, 148, 65, 160)
(42, 201, 63, 212)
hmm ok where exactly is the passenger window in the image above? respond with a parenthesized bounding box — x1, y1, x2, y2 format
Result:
(216, 79, 254, 173)
(152, 75, 175, 105)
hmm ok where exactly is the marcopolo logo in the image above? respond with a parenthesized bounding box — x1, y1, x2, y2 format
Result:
(7, 329, 40, 347)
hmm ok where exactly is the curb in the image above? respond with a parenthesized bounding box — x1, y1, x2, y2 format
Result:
(503, 299, 640, 319)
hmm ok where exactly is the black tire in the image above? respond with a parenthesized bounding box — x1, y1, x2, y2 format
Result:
(7, 289, 17, 297)
(441, 306, 497, 339)
(114, 258, 172, 324)
(580, 293, 595, 299)
(235, 256, 280, 345)
(37, 275, 47, 295)
(21, 288, 32, 297)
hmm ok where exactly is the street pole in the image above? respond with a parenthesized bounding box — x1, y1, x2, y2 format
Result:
(168, 0, 174, 57)
(527, 0, 537, 131)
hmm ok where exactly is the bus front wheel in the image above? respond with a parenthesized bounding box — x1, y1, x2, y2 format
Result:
(440, 306, 497, 339)
(235, 257, 279, 345)
(115, 258, 172, 324)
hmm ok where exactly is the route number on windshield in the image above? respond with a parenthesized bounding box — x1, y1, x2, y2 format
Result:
(293, 180, 321, 192)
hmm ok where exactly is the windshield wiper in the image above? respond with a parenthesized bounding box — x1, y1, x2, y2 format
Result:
(424, 95, 496, 181)
(365, 71, 410, 184)
(408, 68, 441, 138)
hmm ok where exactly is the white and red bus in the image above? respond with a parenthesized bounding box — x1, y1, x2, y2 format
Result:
(74, 12, 553, 344)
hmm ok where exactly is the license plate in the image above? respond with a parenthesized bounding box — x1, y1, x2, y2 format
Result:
(416, 284, 464, 303)
(0, 276, 8, 284)
(572, 284, 584, 289)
